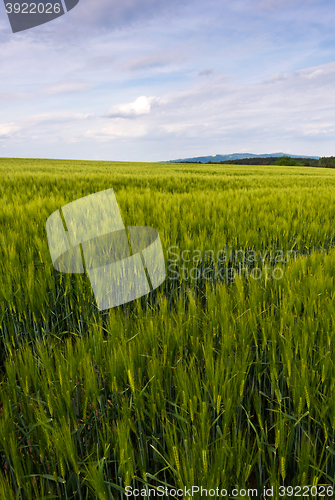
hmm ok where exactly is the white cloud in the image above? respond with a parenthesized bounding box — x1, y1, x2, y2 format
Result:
(0, 123, 21, 139)
(105, 96, 158, 118)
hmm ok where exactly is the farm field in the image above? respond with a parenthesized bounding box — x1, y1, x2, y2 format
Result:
(1, 158, 335, 498)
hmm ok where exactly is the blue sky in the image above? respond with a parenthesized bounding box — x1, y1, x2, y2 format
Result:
(0, 0, 335, 161)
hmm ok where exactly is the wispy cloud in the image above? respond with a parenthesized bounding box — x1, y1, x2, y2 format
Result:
(43, 81, 92, 95)
(120, 52, 175, 72)
(198, 69, 215, 77)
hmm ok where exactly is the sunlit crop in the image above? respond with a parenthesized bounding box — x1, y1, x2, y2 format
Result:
(0, 158, 335, 498)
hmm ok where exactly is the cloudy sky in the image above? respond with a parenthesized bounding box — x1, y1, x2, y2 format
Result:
(0, 0, 335, 161)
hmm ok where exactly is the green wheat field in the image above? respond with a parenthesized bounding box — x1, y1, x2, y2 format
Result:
(1, 157, 335, 499)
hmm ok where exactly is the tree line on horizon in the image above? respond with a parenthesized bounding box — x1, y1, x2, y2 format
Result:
(179, 156, 335, 168)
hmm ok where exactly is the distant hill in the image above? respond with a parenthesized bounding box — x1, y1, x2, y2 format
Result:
(161, 152, 320, 164)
